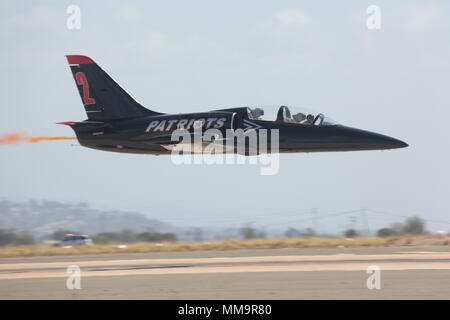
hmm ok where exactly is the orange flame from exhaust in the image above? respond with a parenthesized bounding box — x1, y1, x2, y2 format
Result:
(0, 132, 76, 145)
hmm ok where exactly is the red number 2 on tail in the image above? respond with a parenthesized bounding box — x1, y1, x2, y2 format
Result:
(75, 72, 96, 105)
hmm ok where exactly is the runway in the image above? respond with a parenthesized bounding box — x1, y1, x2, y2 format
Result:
(0, 246, 449, 299)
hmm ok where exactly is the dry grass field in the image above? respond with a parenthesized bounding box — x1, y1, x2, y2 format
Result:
(0, 235, 448, 258)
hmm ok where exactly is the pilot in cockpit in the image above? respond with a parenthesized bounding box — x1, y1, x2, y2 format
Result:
(304, 114, 315, 125)
(247, 107, 264, 120)
(293, 112, 306, 122)
(277, 106, 315, 125)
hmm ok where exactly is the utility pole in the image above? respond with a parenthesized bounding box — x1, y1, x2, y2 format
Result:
(311, 208, 318, 236)
(360, 208, 370, 236)
(349, 216, 357, 230)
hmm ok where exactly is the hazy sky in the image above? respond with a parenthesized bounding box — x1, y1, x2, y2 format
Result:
(1, 1, 449, 234)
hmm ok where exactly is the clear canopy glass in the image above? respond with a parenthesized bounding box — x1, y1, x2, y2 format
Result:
(245, 105, 338, 126)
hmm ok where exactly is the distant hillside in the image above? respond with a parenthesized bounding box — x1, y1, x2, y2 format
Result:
(0, 200, 175, 238)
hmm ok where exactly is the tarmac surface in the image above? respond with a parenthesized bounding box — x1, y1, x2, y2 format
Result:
(0, 246, 449, 299)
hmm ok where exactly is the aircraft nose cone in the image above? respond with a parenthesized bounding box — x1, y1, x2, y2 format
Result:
(335, 126, 408, 151)
(364, 131, 408, 150)
(386, 137, 408, 149)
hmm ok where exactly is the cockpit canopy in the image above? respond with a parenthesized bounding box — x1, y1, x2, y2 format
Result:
(246, 105, 338, 126)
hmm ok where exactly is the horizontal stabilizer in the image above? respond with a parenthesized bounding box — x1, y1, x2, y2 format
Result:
(56, 121, 111, 131)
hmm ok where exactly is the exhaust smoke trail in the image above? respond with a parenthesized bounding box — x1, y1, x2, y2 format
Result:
(0, 132, 76, 145)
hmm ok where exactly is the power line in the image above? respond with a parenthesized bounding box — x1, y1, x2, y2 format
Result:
(160, 208, 450, 230)
(366, 209, 450, 225)
(267, 209, 362, 226)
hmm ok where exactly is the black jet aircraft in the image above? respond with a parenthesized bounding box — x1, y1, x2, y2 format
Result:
(59, 55, 408, 154)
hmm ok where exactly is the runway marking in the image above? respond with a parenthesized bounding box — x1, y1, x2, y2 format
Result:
(0, 262, 449, 280)
(396, 251, 450, 254)
(0, 253, 449, 280)
(1, 253, 450, 271)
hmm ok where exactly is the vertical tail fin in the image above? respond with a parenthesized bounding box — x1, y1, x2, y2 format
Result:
(65, 55, 159, 121)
